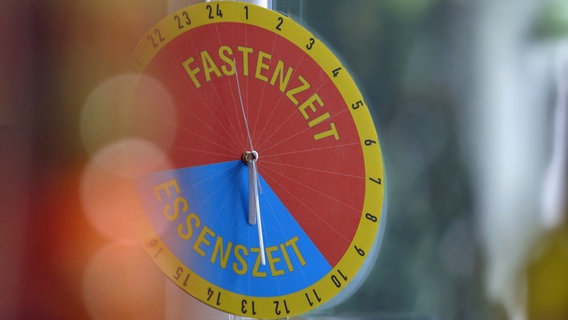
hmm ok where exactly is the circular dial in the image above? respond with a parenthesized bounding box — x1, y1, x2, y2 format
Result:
(129, 2, 385, 318)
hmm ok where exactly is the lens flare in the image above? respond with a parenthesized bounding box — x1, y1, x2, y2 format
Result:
(80, 138, 172, 240)
(80, 73, 176, 157)
(82, 241, 166, 320)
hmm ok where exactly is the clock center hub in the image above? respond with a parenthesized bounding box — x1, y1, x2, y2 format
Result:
(242, 150, 259, 164)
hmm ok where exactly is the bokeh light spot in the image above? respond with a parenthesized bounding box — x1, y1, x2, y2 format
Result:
(82, 241, 165, 320)
(80, 138, 172, 240)
(80, 73, 176, 157)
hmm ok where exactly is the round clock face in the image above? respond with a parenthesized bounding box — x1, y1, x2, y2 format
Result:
(129, 2, 385, 318)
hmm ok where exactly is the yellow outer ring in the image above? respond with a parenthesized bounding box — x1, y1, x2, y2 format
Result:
(130, 2, 385, 318)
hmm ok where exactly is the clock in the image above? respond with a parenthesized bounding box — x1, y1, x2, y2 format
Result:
(129, 1, 385, 318)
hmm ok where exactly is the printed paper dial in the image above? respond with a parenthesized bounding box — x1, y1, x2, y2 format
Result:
(129, 2, 385, 318)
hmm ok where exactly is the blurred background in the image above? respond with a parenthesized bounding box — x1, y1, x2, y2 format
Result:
(1, 0, 568, 319)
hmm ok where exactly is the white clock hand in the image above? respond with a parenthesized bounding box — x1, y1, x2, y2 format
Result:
(235, 61, 266, 265)
(248, 153, 266, 266)
(246, 151, 260, 226)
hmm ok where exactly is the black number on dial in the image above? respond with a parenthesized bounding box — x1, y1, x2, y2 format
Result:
(207, 287, 221, 305)
(174, 11, 191, 29)
(147, 29, 165, 48)
(173, 267, 190, 286)
(369, 177, 382, 185)
(330, 269, 348, 288)
(306, 37, 315, 50)
(365, 213, 378, 222)
(274, 299, 290, 316)
(354, 245, 366, 256)
(241, 299, 257, 315)
(351, 100, 364, 110)
(206, 3, 223, 19)
(305, 289, 322, 306)
(364, 139, 377, 146)
(332, 67, 342, 77)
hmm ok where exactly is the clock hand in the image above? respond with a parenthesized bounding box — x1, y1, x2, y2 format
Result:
(246, 151, 260, 227)
(235, 60, 266, 265)
(235, 60, 255, 156)
(234, 60, 259, 225)
(249, 153, 266, 266)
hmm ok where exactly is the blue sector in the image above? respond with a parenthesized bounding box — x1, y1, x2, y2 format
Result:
(136, 160, 332, 296)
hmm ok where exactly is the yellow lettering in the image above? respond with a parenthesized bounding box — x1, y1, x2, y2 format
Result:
(269, 60, 293, 92)
(286, 75, 310, 105)
(164, 196, 188, 221)
(255, 50, 272, 82)
(314, 122, 339, 141)
(298, 93, 324, 120)
(219, 45, 235, 76)
(237, 46, 253, 76)
(308, 112, 331, 128)
(177, 212, 200, 240)
(280, 243, 294, 272)
(251, 248, 267, 277)
(182, 57, 202, 88)
(153, 179, 180, 201)
(193, 225, 215, 256)
(201, 50, 222, 82)
(232, 244, 248, 275)
(285, 236, 306, 266)
(211, 236, 233, 269)
(266, 246, 284, 276)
